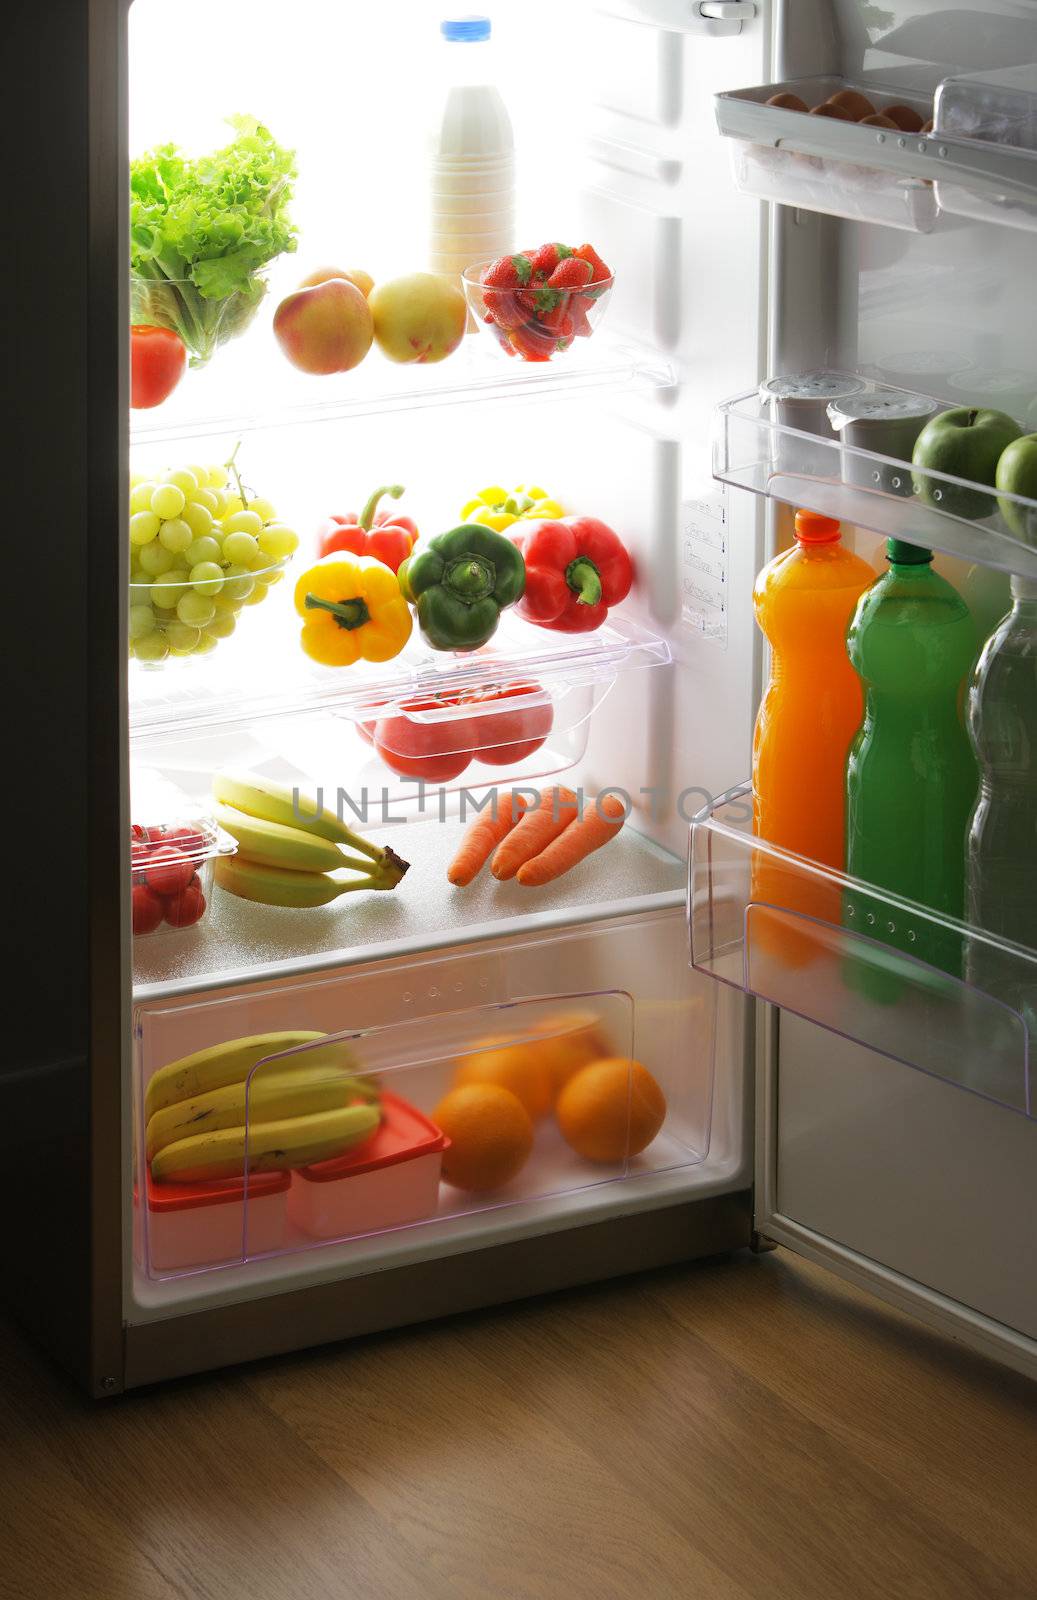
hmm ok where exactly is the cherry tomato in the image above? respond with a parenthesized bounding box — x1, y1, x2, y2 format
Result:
(143, 846, 195, 896)
(130, 325, 187, 409)
(164, 880, 207, 928)
(132, 884, 165, 936)
(373, 694, 475, 783)
(463, 681, 554, 765)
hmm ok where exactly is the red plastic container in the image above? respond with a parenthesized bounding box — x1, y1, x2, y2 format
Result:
(288, 1091, 448, 1240)
(145, 1166, 290, 1272)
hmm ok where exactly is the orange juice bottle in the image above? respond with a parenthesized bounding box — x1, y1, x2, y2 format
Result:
(751, 511, 876, 954)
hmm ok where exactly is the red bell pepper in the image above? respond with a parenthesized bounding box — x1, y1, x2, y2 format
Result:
(514, 517, 633, 632)
(317, 485, 418, 572)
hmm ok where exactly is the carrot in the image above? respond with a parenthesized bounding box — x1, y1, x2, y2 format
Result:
(448, 793, 527, 886)
(516, 794, 627, 887)
(491, 787, 579, 881)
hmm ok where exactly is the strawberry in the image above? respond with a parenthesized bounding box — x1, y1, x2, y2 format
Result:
(482, 253, 533, 290)
(537, 297, 571, 333)
(483, 287, 526, 329)
(569, 293, 595, 338)
(530, 242, 573, 277)
(510, 321, 557, 362)
(547, 256, 594, 291)
(574, 242, 612, 283)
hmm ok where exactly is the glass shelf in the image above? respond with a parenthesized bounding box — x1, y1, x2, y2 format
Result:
(715, 74, 1037, 234)
(689, 785, 1036, 1119)
(130, 332, 675, 447)
(714, 375, 1037, 579)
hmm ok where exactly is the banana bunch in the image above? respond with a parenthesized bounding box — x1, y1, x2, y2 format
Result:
(212, 771, 410, 909)
(145, 1030, 381, 1184)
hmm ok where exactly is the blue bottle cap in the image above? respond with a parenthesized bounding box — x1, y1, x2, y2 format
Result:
(441, 15, 491, 41)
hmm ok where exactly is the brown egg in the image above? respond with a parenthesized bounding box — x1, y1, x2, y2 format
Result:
(882, 104, 925, 133)
(810, 101, 854, 121)
(826, 88, 876, 120)
(859, 113, 900, 129)
(766, 91, 810, 113)
(920, 118, 934, 134)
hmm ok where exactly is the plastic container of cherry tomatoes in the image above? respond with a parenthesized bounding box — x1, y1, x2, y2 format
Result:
(131, 770, 236, 937)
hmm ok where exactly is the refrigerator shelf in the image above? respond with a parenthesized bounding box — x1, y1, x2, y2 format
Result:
(129, 332, 676, 447)
(133, 814, 686, 1000)
(716, 74, 1037, 233)
(689, 785, 1035, 1119)
(129, 608, 672, 741)
(714, 377, 1037, 579)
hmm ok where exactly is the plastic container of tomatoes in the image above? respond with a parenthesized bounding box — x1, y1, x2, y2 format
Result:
(357, 680, 558, 783)
(131, 770, 236, 937)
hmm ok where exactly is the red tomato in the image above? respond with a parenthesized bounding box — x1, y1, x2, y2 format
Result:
(463, 681, 554, 765)
(373, 695, 475, 783)
(143, 846, 196, 896)
(164, 879, 207, 928)
(131, 325, 187, 409)
(132, 884, 165, 936)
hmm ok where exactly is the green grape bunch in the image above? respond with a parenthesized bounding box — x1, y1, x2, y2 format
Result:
(128, 445, 299, 664)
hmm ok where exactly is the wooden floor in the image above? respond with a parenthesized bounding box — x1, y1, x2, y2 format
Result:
(2, 1253, 1035, 1600)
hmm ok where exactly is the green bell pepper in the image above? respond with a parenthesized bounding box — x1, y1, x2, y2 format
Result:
(399, 523, 526, 651)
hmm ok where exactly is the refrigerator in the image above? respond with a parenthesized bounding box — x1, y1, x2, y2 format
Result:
(6, 0, 1037, 1397)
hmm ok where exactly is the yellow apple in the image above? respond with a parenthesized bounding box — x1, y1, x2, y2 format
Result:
(273, 278, 373, 375)
(369, 273, 467, 365)
(298, 265, 375, 298)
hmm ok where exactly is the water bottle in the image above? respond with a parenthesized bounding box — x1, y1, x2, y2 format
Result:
(965, 575, 1037, 1033)
(429, 16, 515, 286)
(844, 539, 978, 983)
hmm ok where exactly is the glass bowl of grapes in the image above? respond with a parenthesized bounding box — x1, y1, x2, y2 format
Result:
(128, 447, 299, 667)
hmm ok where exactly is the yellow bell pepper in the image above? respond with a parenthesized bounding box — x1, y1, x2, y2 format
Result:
(294, 554, 413, 667)
(460, 483, 565, 531)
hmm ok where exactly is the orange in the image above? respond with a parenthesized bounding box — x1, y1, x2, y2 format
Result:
(555, 1058, 666, 1164)
(433, 1084, 534, 1192)
(453, 1035, 554, 1120)
(532, 1011, 613, 1098)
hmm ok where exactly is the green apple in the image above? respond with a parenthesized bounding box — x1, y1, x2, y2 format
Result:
(912, 407, 1022, 520)
(995, 433, 1037, 543)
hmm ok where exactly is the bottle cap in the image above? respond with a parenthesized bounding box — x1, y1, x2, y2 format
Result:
(886, 538, 933, 565)
(441, 15, 491, 41)
(794, 510, 841, 544)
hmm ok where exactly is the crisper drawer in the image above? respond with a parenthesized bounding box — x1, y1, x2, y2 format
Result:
(133, 913, 716, 1282)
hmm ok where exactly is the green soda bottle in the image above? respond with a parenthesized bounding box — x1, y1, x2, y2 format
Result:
(844, 540, 978, 986)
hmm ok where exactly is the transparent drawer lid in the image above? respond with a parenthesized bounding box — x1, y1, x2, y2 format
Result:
(936, 66, 1037, 152)
(689, 786, 1035, 1118)
(130, 766, 235, 864)
(129, 609, 672, 741)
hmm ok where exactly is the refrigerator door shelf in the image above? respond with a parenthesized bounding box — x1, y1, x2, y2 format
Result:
(714, 377, 1037, 581)
(688, 784, 1035, 1121)
(935, 66, 1037, 233)
(135, 942, 716, 1285)
(716, 74, 1037, 233)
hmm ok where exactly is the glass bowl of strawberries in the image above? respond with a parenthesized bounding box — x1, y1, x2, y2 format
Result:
(463, 241, 614, 362)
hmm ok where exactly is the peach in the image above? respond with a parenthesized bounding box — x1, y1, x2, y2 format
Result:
(298, 265, 375, 298)
(369, 272, 467, 365)
(273, 278, 373, 375)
